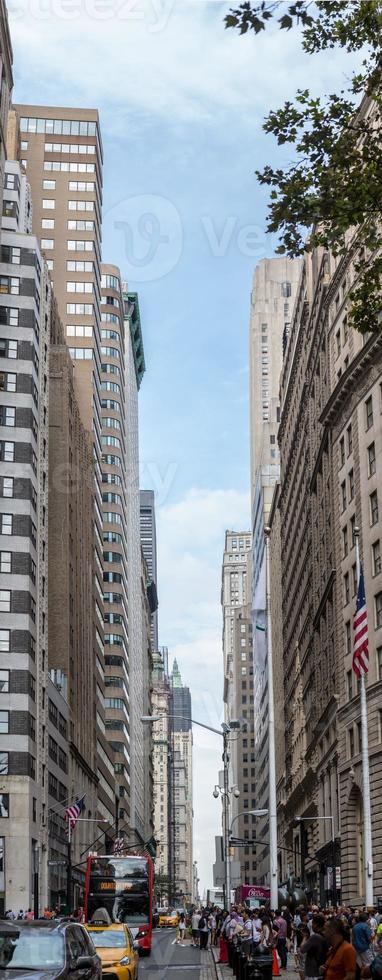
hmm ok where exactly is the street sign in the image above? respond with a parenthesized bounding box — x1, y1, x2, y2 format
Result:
(48, 860, 67, 867)
(230, 838, 256, 847)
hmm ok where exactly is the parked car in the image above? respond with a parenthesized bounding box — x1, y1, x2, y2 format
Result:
(86, 922, 139, 980)
(0, 918, 102, 980)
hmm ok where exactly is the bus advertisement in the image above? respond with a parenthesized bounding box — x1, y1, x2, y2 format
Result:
(84, 853, 154, 955)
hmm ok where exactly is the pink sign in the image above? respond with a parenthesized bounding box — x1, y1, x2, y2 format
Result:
(240, 885, 270, 900)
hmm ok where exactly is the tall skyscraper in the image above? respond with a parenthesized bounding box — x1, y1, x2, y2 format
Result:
(230, 601, 256, 885)
(140, 489, 158, 651)
(151, 649, 171, 895)
(101, 264, 130, 830)
(10, 106, 116, 851)
(0, 157, 52, 912)
(221, 530, 252, 872)
(222, 531, 251, 722)
(170, 660, 193, 902)
(122, 290, 152, 844)
(249, 257, 300, 885)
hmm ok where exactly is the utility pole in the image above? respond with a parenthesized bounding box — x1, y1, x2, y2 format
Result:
(222, 730, 231, 908)
(33, 843, 39, 920)
(265, 525, 278, 910)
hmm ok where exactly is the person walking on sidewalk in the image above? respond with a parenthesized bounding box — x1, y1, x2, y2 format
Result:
(275, 910, 288, 971)
(323, 919, 356, 980)
(176, 913, 186, 945)
(191, 909, 200, 947)
(302, 914, 329, 980)
(352, 914, 374, 969)
(199, 910, 209, 950)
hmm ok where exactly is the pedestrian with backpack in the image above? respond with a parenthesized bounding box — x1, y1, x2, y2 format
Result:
(199, 910, 209, 950)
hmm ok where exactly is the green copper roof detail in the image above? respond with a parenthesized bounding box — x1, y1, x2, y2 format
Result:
(123, 290, 146, 390)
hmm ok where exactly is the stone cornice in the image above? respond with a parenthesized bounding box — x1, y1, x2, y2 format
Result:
(320, 333, 382, 429)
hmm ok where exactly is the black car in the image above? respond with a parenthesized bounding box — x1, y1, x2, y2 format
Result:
(0, 919, 102, 980)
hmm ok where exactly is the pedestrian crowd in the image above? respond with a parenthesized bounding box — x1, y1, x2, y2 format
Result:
(184, 903, 382, 980)
(4, 906, 85, 922)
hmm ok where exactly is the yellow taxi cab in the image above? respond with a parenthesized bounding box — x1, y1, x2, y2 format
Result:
(86, 921, 139, 980)
(158, 911, 179, 928)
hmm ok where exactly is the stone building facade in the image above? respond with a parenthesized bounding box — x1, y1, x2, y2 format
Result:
(275, 236, 382, 903)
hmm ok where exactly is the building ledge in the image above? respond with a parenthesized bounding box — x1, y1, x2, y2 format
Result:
(319, 332, 382, 428)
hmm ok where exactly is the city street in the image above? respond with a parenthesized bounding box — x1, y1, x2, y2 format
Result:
(140, 929, 215, 980)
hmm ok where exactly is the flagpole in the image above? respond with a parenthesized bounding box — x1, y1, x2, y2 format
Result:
(66, 818, 72, 915)
(354, 527, 373, 907)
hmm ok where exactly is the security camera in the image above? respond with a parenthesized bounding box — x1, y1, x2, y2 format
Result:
(213, 788, 220, 799)
(233, 787, 240, 799)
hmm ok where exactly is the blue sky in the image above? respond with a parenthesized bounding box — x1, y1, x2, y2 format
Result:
(8, 0, 358, 892)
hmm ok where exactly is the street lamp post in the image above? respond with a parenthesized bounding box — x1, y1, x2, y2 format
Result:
(264, 526, 278, 910)
(142, 713, 238, 911)
(213, 781, 240, 907)
(229, 809, 269, 838)
(296, 815, 335, 905)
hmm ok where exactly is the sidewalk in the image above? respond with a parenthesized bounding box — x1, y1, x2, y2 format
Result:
(201, 948, 220, 980)
(211, 947, 297, 980)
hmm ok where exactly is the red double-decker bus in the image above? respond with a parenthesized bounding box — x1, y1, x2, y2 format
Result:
(84, 853, 154, 955)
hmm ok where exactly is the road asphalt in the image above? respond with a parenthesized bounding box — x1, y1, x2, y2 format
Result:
(139, 927, 216, 980)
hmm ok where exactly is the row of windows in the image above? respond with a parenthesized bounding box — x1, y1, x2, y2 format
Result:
(42, 199, 95, 212)
(102, 381, 121, 394)
(68, 220, 95, 231)
(101, 346, 120, 358)
(66, 325, 93, 337)
(0, 246, 21, 265)
(67, 281, 93, 293)
(44, 142, 96, 154)
(101, 274, 120, 291)
(68, 200, 94, 212)
(66, 303, 93, 315)
(101, 312, 119, 324)
(0, 277, 21, 296)
(68, 347, 92, 360)
(102, 398, 120, 412)
(67, 261, 93, 273)
(68, 239, 94, 251)
(43, 162, 95, 173)
(20, 117, 97, 136)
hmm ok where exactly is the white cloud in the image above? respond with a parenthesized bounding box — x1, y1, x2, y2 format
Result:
(9, 0, 360, 132)
(156, 486, 249, 892)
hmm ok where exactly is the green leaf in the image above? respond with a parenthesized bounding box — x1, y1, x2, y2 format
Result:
(279, 13, 293, 29)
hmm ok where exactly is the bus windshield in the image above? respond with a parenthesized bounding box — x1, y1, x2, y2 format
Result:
(87, 856, 150, 925)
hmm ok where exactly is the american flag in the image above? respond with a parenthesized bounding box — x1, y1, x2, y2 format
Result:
(353, 564, 369, 678)
(65, 795, 86, 831)
(113, 837, 124, 854)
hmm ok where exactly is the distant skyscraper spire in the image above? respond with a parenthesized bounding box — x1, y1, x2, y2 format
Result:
(171, 659, 182, 688)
